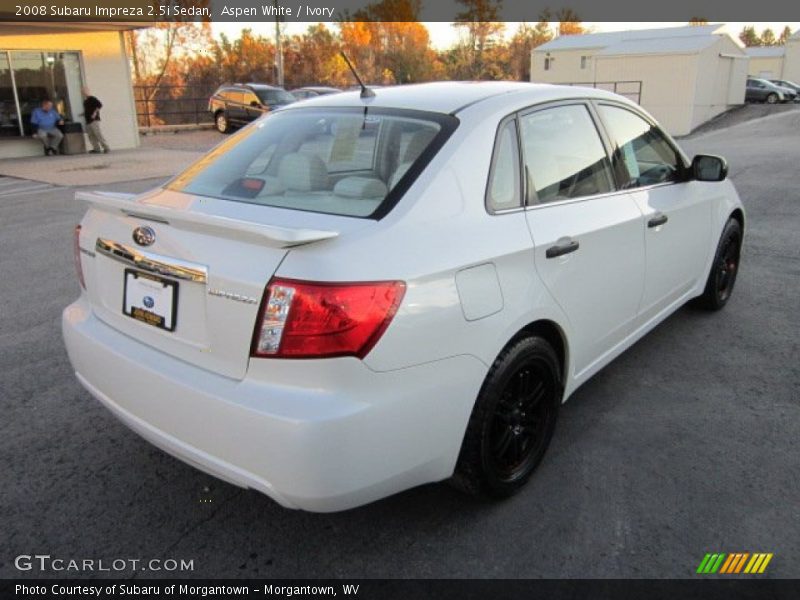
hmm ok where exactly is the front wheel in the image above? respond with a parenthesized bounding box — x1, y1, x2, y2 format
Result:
(694, 218, 742, 311)
(452, 336, 562, 497)
(215, 111, 230, 133)
(766, 93, 778, 104)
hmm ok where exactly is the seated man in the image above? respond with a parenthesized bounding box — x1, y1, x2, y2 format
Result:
(31, 100, 64, 156)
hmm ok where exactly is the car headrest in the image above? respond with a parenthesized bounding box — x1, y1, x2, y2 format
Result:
(389, 162, 413, 190)
(402, 128, 436, 163)
(278, 153, 329, 192)
(333, 176, 388, 199)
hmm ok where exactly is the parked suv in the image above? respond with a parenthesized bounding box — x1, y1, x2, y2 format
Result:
(745, 78, 787, 104)
(209, 84, 295, 133)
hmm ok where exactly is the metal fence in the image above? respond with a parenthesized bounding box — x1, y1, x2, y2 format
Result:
(134, 85, 216, 128)
(563, 81, 643, 105)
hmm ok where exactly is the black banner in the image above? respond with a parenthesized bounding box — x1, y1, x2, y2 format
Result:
(4, 579, 800, 600)
(1, 0, 799, 23)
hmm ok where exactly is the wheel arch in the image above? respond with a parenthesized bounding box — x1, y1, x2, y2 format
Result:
(729, 207, 745, 232)
(506, 319, 569, 387)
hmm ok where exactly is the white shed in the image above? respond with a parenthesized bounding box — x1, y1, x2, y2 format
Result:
(745, 32, 800, 82)
(531, 25, 749, 136)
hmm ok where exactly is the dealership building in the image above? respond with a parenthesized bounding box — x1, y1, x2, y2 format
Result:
(531, 24, 749, 136)
(0, 22, 140, 159)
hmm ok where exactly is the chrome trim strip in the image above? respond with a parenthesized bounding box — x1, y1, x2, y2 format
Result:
(95, 238, 207, 283)
(208, 289, 259, 305)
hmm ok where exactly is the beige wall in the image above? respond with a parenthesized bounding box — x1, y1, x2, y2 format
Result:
(784, 40, 800, 82)
(531, 38, 748, 136)
(692, 37, 747, 131)
(747, 56, 784, 78)
(531, 48, 601, 84)
(0, 30, 139, 156)
(596, 53, 698, 135)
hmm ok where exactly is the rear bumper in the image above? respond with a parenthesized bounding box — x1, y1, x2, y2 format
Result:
(62, 298, 485, 512)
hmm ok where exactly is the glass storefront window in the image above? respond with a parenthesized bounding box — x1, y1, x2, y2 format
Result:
(0, 53, 21, 137)
(0, 50, 83, 137)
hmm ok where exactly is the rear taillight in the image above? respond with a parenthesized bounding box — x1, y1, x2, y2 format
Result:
(251, 278, 406, 359)
(73, 225, 86, 290)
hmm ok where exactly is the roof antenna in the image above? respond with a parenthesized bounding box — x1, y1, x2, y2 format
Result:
(340, 51, 375, 99)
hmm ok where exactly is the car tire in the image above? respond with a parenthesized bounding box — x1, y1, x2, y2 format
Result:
(451, 336, 562, 498)
(694, 218, 742, 311)
(766, 93, 778, 104)
(215, 111, 230, 134)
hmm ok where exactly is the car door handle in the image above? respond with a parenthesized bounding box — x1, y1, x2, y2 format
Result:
(648, 213, 669, 228)
(545, 239, 580, 259)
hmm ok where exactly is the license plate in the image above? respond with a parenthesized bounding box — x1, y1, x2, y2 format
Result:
(122, 269, 178, 331)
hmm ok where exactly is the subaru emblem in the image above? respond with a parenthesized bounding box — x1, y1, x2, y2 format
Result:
(132, 225, 156, 247)
(143, 296, 155, 309)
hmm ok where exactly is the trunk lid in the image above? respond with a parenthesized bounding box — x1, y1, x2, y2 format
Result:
(76, 188, 342, 380)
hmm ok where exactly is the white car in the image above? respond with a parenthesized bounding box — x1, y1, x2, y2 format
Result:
(63, 82, 744, 512)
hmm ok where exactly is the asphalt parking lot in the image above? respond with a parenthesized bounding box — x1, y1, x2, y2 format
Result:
(2, 109, 798, 579)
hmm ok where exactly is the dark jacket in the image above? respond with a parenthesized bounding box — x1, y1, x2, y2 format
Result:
(83, 96, 102, 124)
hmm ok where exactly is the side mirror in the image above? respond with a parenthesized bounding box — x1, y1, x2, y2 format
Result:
(250, 101, 260, 108)
(692, 154, 728, 182)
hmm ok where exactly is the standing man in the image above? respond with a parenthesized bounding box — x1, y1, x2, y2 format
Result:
(82, 87, 109, 154)
(30, 99, 64, 156)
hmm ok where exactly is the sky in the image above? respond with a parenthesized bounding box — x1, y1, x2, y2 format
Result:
(213, 21, 800, 50)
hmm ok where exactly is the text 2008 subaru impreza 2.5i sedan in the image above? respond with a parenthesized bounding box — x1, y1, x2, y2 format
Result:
(63, 82, 744, 512)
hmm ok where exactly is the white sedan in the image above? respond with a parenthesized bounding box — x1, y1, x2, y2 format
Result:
(63, 82, 744, 512)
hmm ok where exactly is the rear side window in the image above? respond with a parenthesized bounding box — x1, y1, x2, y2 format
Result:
(598, 104, 681, 188)
(519, 104, 613, 204)
(256, 89, 295, 106)
(226, 90, 244, 104)
(486, 119, 521, 212)
(168, 108, 456, 219)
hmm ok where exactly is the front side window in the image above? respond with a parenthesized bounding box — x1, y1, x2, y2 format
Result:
(519, 104, 613, 204)
(1, 50, 83, 136)
(168, 108, 453, 219)
(598, 104, 682, 189)
(243, 92, 260, 106)
(486, 119, 521, 212)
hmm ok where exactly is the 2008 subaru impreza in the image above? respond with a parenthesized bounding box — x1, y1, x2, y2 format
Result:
(63, 82, 744, 512)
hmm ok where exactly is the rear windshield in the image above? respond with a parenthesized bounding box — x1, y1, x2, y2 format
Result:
(257, 89, 295, 106)
(168, 107, 455, 218)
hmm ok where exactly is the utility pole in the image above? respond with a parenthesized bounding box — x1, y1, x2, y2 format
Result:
(274, 1, 284, 87)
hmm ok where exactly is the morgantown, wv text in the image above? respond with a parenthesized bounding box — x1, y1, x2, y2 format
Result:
(221, 4, 335, 19)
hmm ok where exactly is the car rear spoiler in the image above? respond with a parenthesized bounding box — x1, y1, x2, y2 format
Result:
(75, 191, 339, 248)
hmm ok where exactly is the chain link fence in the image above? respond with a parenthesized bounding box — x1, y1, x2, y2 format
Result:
(134, 85, 217, 128)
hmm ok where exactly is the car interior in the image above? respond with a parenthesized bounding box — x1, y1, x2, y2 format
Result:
(178, 111, 441, 218)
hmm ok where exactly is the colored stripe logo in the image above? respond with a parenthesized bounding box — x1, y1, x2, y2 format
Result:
(696, 553, 773, 574)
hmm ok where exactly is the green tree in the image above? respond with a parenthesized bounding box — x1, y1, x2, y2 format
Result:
(452, 0, 505, 79)
(760, 28, 777, 46)
(738, 25, 760, 47)
(779, 26, 793, 45)
(556, 9, 585, 36)
(507, 19, 553, 81)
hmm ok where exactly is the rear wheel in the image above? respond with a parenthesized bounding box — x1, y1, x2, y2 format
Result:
(215, 111, 230, 134)
(766, 93, 778, 104)
(452, 336, 562, 497)
(694, 218, 742, 311)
